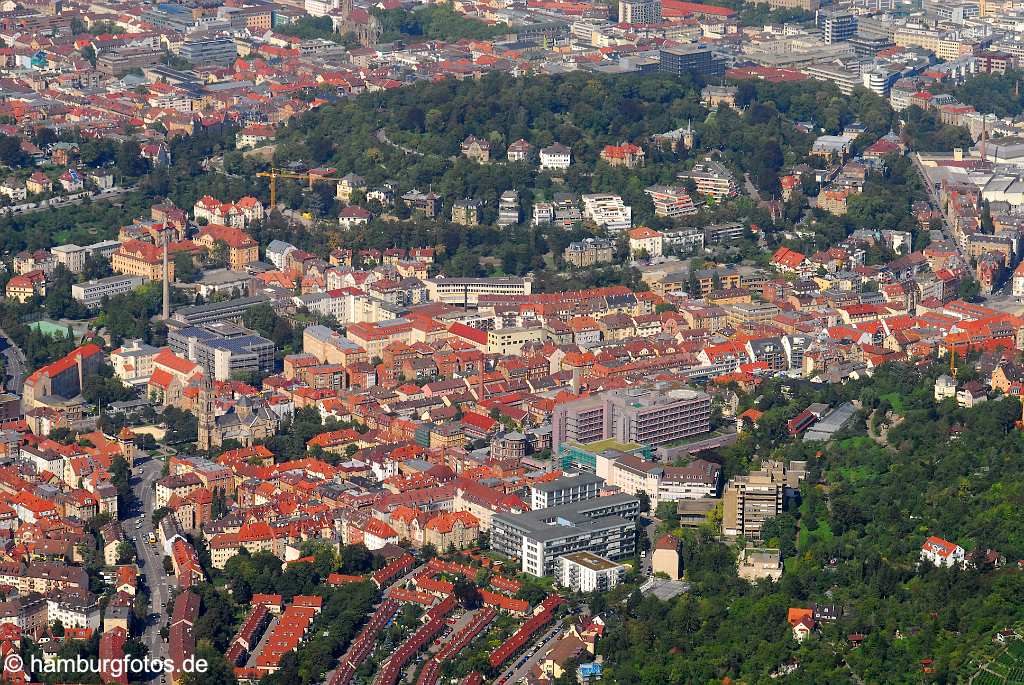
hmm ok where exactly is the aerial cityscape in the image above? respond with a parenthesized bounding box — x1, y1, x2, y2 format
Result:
(3, 0, 1024, 681)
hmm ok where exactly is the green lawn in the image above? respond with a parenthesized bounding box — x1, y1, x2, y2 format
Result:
(836, 465, 874, 483)
(881, 392, 905, 413)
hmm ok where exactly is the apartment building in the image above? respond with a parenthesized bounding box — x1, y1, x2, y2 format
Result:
(563, 238, 615, 267)
(722, 462, 786, 540)
(618, 0, 661, 24)
(497, 191, 520, 227)
(645, 185, 698, 218)
(678, 160, 738, 200)
(556, 552, 625, 592)
(491, 494, 640, 576)
(529, 471, 603, 510)
(725, 301, 781, 328)
(582, 194, 632, 234)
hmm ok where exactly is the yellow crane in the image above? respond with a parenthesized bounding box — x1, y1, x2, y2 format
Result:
(256, 168, 343, 208)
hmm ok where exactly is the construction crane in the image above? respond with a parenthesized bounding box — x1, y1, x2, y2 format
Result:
(256, 168, 343, 208)
(950, 348, 958, 378)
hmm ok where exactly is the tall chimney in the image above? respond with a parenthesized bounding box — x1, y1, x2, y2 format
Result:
(162, 230, 170, 320)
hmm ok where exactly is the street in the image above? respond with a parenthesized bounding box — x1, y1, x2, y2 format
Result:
(2, 186, 135, 217)
(497, 623, 564, 685)
(128, 452, 173, 666)
(0, 329, 26, 395)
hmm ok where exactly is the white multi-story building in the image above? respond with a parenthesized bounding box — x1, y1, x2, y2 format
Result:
(582, 193, 632, 234)
(529, 471, 603, 510)
(645, 185, 698, 218)
(678, 160, 737, 200)
(47, 592, 101, 631)
(497, 190, 520, 226)
(920, 536, 965, 567)
(111, 339, 161, 387)
(1013, 260, 1024, 297)
(71, 275, 145, 307)
(424, 276, 532, 305)
(556, 551, 625, 592)
(304, 0, 339, 16)
(539, 143, 572, 170)
(491, 494, 640, 576)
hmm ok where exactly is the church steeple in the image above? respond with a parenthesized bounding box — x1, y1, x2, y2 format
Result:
(197, 375, 216, 452)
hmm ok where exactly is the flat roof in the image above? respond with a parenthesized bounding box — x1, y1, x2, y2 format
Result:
(567, 438, 644, 453)
(493, 493, 639, 542)
(531, 471, 604, 493)
(562, 551, 621, 571)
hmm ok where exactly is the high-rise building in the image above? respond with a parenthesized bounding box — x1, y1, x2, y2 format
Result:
(820, 10, 856, 44)
(619, 0, 662, 24)
(722, 462, 786, 540)
(552, 384, 712, 452)
(658, 46, 724, 79)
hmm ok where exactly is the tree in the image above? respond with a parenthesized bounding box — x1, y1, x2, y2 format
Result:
(174, 252, 199, 283)
(453, 578, 481, 609)
(0, 135, 28, 167)
(752, 138, 784, 195)
(958, 276, 981, 302)
(152, 506, 172, 526)
(116, 541, 136, 565)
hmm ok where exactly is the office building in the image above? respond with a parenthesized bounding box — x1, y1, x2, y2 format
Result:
(861, 66, 898, 97)
(747, 0, 819, 10)
(552, 384, 712, 452)
(491, 494, 640, 576)
(530, 471, 603, 510)
(168, 322, 275, 381)
(722, 462, 786, 540)
(424, 277, 532, 306)
(659, 46, 724, 79)
(556, 552, 625, 592)
(820, 10, 856, 44)
(595, 451, 721, 507)
(97, 48, 163, 77)
(71, 275, 145, 308)
(167, 295, 270, 329)
(619, 0, 661, 24)
(179, 37, 238, 66)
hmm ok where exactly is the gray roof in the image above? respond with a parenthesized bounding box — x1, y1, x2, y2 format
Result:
(493, 493, 639, 542)
(531, 471, 604, 493)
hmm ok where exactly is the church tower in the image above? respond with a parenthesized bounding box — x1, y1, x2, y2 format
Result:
(197, 376, 216, 452)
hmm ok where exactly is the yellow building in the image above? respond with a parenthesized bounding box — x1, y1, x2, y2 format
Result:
(112, 239, 175, 281)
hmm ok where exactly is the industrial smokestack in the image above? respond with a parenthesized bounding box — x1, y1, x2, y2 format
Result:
(162, 230, 170, 320)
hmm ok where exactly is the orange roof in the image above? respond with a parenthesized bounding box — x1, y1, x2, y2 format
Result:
(628, 226, 663, 240)
(787, 608, 813, 626)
